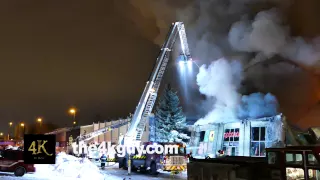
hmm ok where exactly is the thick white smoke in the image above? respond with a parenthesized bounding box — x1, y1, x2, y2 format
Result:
(229, 8, 320, 69)
(195, 58, 279, 125)
(195, 58, 242, 125)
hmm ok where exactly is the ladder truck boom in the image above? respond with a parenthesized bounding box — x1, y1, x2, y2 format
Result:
(125, 22, 192, 143)
(68, 22, 192, 147)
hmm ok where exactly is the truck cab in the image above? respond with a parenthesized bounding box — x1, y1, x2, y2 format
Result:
(187, 146, 320, 180)
(0, 149, 36, 176)
(117, 142, 162, 174)
(267, 146, 320, 180)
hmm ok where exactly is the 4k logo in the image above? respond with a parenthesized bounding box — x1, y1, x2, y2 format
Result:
(28, 140, 53, 156)
(24, 134, 56, 164)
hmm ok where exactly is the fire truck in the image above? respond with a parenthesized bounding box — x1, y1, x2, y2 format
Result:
(0, 149, 36, 176)
(115, 21, 192, 174)
(118, 142, 187, 174)
(161, 142, 188, 172)
(46, 21, 193, 174)
(187, 146, 320, 180)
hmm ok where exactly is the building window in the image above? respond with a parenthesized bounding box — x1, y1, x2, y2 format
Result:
(222, 128, 239, 156)
(307, 153, 319, 165)
(286, 153, 303, 165)
(199, 131, 206, 142)
(251, 127, 266, 157)
(286, 168, 304, 180)
(268, 151, 279, 165)
(308, 169, 320, 179)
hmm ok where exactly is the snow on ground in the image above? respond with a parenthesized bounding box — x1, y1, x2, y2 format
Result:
(0, 153, 187, 180)
(33, 152, 105, 180)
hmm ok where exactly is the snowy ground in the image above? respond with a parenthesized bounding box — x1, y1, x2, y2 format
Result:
(0, 163, 187, 180)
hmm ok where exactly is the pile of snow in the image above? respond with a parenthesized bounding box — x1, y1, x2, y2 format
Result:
(34, 152, 104, 180)
(5, 145, 19, 150)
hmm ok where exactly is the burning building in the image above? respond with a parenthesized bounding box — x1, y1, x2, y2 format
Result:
(189, 114, 286, 158)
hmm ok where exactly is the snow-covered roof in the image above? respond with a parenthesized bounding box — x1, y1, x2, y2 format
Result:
(241, 114, 282, 122)
(193, 114, 283, 126)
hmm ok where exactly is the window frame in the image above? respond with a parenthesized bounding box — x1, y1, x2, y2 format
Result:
(250, 126, 266, 157)
(285, 152, 304, 166)
(222, 127, 240, 156)
(307, 168, 320, 179)
(307, 152, 320, 166)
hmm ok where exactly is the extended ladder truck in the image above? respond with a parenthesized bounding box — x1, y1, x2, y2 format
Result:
(117, 21, 192, 174)
(47, 21, 193, 173)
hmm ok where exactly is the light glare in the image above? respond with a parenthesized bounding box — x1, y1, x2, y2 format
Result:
(179, 60, 185, 67)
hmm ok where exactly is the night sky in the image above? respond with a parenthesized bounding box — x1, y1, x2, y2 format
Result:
(0, 0, 319, 133)
(0, 0, 164, 131)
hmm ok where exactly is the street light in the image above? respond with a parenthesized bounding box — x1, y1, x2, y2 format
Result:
(69, 108, 77, 125)
(37, 118, 42, 134)
(20, 123, 25, 138)
(69, 108, 76, 114)
(8, 122, 13, 140)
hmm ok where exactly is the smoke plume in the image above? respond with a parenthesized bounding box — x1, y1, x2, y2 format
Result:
(130, 0, 320, 125)
(194, 58, 279, 125)
(238, 93, 279, 119)
(229, 8, 320, 69)
(195, 58, 242, 125)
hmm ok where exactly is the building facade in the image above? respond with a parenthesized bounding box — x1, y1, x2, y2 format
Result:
(51, 118, 150, 152)
(189, 114, 285, 158)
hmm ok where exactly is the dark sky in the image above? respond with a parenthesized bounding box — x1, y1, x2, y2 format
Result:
(0, 0, 169, 132)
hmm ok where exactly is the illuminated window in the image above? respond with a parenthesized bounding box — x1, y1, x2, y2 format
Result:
(286, 168, 304, 180)
(250, 127, 266, 157)
(286, 153, 303, 165)
(308, 169, 320, 180)
(222, 128, 239, 156)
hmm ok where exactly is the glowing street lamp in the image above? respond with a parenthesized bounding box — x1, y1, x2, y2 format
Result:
(8, 122, 13, 140)
(69, 108, 76, 114)
(37, 118, 42, 133)
(20, 123, 25, 138)
(0, 132, 3, 136)
(69, 108, 77, 125)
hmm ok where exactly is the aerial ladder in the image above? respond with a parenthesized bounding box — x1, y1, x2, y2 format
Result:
(123, 22, 192, 146)
(52, 22, 192, 149)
